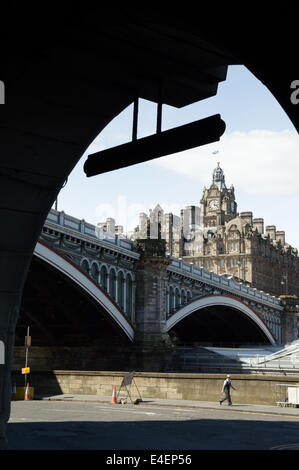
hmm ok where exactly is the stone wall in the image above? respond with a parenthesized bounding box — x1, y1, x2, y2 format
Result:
(13, 345, 172, 373)
(280, 297, 299, 344)
(13, 346, 137, 372)
(12, 369, 299, 406)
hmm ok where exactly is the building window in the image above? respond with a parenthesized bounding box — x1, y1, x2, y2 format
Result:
(230, 258, 237, 268)
(229, 241, 238, 252)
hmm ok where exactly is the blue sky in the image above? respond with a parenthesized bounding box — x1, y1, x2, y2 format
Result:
(56, 65, 299, 248)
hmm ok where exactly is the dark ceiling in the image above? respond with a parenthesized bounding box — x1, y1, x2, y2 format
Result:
(1, 12, 297, 129)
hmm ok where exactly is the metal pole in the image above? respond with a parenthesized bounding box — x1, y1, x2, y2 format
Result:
(24, 326, 30, 387)
(156, 101, 162, 134)
(156, 83, 162, 134)
(132, 98, 139, 141)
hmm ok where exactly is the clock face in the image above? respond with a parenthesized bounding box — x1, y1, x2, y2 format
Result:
(209, 199, 219, 210)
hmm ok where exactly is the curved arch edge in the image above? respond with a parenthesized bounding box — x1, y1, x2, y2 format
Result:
(166, 295, 276, 345)
(34, 241, 135, 342)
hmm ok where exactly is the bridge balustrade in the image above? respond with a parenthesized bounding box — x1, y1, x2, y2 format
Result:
(168, 258, 282, 310)
(46, 209, 136, 252)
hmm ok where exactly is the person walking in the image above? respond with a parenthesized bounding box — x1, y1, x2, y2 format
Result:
(220, 375, 236, 406)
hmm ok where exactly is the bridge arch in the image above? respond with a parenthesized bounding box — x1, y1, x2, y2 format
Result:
(117, 270, 125, 311)
(166, 295, 276, 345)
(125, 273, 134, 320)
(34, 241, 135, 342)
(90, 261, 100, 283)
(116, 268, 126, 276)
(80, 258, 91, 274)
(108, 267, 117, 300)
(99, 264, 109, 291)
(125, 271, 134, 281)
(174, 287, 181, 309)
(168, 285, 174, 314)
(181, 289, 187, 305)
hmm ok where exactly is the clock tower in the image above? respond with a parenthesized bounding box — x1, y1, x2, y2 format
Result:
(200, 162, 237, 227)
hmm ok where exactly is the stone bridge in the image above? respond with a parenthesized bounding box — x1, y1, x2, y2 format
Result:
(31, 208, 289, 348)
(166, 259, 282, 344)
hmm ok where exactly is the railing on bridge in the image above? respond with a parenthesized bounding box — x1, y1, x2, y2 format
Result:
(168, 258, 282, 308)
(46, 209, 135, 253)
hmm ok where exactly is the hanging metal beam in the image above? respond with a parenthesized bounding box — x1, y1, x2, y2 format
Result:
(84, 113, 225, 177)
(156, 101, 162, 134)
(132, 98, 139, 141)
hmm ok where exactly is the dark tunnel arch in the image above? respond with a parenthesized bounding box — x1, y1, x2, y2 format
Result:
(166, 295, 276, 346)
(16, 241, 135, 346)
(16, 255, 133, 347)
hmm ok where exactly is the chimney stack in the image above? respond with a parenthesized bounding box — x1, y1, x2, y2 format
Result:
(276, 230, 285, 246)
(253, 218, 264, 234)
(240, 211, 253, 226)
(265, 225, 276, 240)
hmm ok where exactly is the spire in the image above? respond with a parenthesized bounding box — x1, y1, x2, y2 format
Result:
(212, 162, 226, 190)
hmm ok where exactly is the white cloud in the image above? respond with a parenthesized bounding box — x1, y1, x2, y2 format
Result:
(150, 129, 299, 197)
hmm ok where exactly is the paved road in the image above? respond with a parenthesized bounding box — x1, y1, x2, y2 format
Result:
(7, 398, 299, 451)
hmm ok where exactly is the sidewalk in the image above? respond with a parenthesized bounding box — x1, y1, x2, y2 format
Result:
(35, 394, 299, 418)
